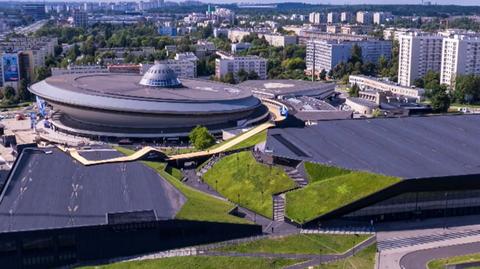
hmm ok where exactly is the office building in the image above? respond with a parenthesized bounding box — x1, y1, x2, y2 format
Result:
(440, 35, 480, 87)
(397, 32, 443, 86)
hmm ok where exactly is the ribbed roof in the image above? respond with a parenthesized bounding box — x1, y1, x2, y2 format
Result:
(139, 64, 182, 88)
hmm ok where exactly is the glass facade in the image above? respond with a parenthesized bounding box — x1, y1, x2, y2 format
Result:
(342, 190, 480, 222)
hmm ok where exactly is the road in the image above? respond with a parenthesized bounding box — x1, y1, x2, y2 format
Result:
(399, 241, 480, 269)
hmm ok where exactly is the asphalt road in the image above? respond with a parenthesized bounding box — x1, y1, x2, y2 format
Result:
(399, 241, 480, 269)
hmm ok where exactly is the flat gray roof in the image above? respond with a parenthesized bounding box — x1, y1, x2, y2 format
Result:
(239, 79, 335, 98)
(41, 73, 252, 101)
(266, 115, 480, 179)
(0, 148, 186, 233)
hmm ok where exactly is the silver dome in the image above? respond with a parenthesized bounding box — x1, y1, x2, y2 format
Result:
(139, 64, 182, 88)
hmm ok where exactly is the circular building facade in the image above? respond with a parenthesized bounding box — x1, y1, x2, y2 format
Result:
(29, 64, 268, 138)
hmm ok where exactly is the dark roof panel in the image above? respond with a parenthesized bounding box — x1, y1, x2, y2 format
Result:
(266, 115, 480, 179)
(0, 148, 186, 233)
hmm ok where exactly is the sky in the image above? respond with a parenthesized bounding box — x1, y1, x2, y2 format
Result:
(228, 0, 480, 4)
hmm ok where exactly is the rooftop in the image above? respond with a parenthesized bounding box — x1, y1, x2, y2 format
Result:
(266, 115, 480, 179)
(239, 79, 335, 98)
(38, 73, 251, 102)
(0, 148, 186, 233)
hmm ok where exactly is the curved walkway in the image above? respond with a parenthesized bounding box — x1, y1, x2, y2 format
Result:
(400, 241, 480, 269)
(58, 99, 286, 166)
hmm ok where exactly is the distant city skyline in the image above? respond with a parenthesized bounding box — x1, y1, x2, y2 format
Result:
(1, 0, 480, 5)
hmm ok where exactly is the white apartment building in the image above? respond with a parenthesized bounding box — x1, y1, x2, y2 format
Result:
(259, 34, 297, 47)
(51, 64, 108, 76)
(440, 35, 480, 87)
(349, 75, 425, 101)
(308, 12, 326, 25)
(397, 33, 443, 86)
(306, 39, 392, 73)
(373, 12, 393, 25)
(215, 54, 267, 80)
(143, 59, 197, 78)
(356, 11, 373, 25)
(341, 12, 355, 23)
(327, 12, 340, 24)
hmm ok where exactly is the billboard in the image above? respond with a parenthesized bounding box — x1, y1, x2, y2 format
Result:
(2, 53, 20, 82)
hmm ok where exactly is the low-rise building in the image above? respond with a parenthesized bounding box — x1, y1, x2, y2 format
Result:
(349, 75, 425, 101)
(231, 42, 251, 53)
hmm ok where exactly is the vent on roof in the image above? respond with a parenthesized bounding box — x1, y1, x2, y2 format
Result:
(107, 210, 157, 225)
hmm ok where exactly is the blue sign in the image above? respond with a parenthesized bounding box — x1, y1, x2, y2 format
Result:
(36, 96, 47, 117)
(2, 53, 19, 82)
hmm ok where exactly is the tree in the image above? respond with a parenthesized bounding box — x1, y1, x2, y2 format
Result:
(221, 72, 236, 84)
(237, 69, 248, 82)
(281, 57, 305, 70)
(247, 71, 259, 80)
(349, 83, 360, 97)
(319, 69, 327, 80)
(17, 78, 32, 101)
(3, 86, 15, 101)
(35, 67, 51, 82)
(429, 86, 451, 113)
(454, 74, 480, 104)
(189, 125, 215, 150)
(349, 44, 363, 65)
(423, 70, 441, 90)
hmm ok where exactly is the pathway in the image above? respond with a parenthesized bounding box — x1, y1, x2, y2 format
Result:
(55, 99, 286, 166)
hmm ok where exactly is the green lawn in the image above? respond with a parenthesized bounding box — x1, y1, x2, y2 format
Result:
(203, 151, 296, 218)
(286, 170, 400, 224)
(216, 234, 370, 255)
(79, 256, 302, 269)
(114, 146, 249, 224)
(304, 162, 351, 183)
(316, 244, 377, 269)
(428, 253, 480, 269)
(227, 130, 267, 151)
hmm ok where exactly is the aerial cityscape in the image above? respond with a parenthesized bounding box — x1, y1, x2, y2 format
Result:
(1, 1, 480, 268)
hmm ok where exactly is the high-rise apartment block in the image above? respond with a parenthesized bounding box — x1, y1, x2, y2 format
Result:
(356, 11, 373, 25)
(327, 12, 341, 24)
(341, 12, 355, 23)
(397, 33, 443, 86)
(440, 35, 480, 87)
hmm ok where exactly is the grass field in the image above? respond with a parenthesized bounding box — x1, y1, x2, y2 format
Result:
(216, 234, 370, 255)
(114, 146, 248, 224)
(226, 130, 267, 151)
(80, 256, 302, 269)
(428, 253, 480, 269)
(304, 162, 351, 183)
(286, 170, 400, 224)
(203, 151, 296, 218)
(316, 244, 377, 269)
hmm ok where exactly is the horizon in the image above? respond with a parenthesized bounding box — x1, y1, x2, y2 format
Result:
(1, 0, 480, 6)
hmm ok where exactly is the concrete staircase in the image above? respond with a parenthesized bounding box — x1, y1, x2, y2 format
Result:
(285, 166, 308, 187)
(273, 194, 286, 222)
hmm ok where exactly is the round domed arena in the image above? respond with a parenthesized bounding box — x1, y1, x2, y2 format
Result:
(29, 64, 269, 139)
